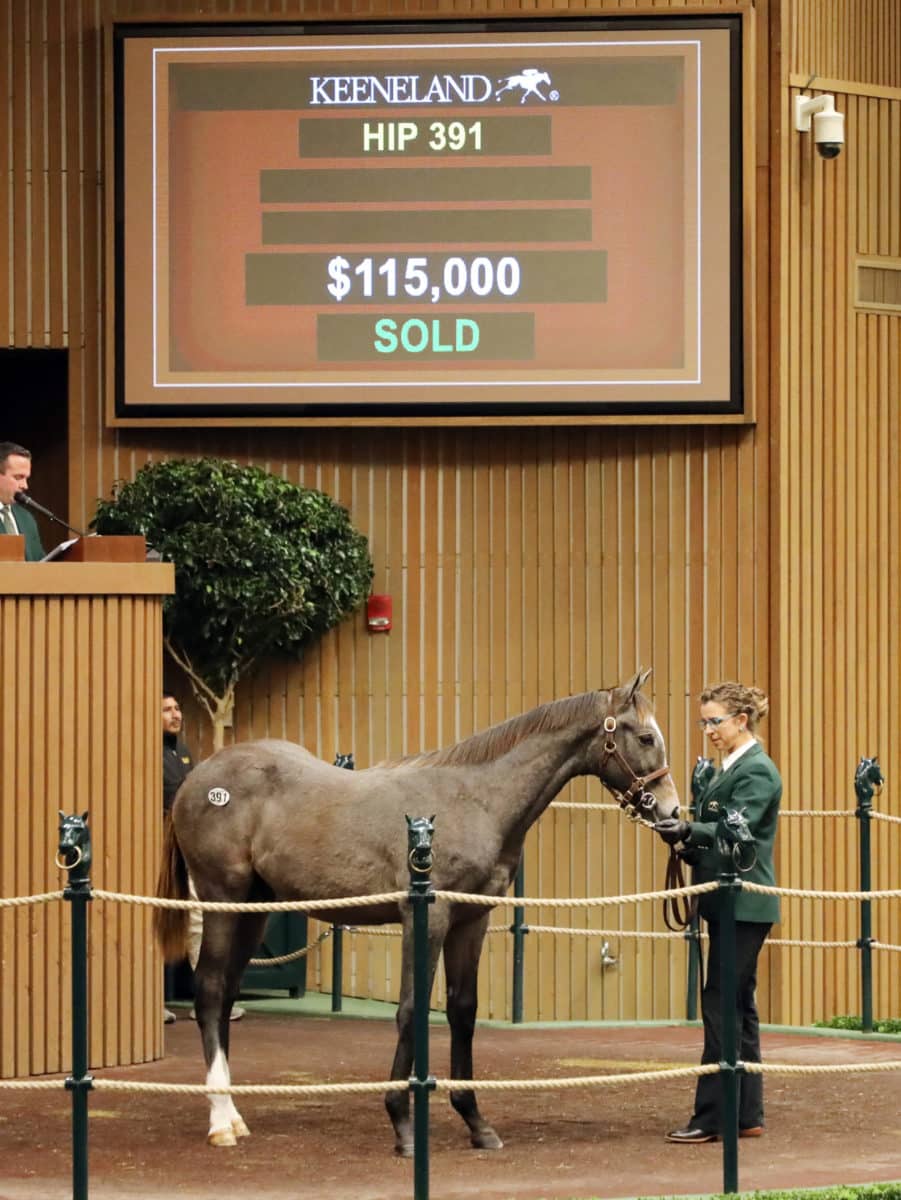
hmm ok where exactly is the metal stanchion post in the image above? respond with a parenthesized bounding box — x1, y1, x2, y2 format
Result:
(686, 757, 714, 1020)
(511, 857, 527, 1024)
(331, 925, 344, 1013)
(406, 816, 436, 1200)
(854, 756, 883, 1034)
(717, 860, 740, 1194)
(713, 805, 755, 1197)
(58, 814, 94, 1200)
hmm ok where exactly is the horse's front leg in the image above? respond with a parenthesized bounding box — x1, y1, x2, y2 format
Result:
(385, 911, 445, 1157)
(443, 913, 503, 1150)
(195, 911, 265, 1146)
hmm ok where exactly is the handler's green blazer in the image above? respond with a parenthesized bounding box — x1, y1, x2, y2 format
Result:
(0, 502, 46, 561)
(682, 742, 782, 924)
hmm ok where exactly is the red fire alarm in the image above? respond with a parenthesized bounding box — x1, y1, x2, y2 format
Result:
(366, 594, 392, 633)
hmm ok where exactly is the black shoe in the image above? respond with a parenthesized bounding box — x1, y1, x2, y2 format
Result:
(665, 1126, 718, 1143)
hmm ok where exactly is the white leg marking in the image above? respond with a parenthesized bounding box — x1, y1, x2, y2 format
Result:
(206, 1048, 246, 1144)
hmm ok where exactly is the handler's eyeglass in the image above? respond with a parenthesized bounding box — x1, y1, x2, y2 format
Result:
(697, 714, 738, 730)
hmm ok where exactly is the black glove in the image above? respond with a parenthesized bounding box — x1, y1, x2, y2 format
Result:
(654, 818, 691, 846)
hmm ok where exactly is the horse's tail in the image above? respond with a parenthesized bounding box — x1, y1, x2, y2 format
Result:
(153, 816, 190, 962)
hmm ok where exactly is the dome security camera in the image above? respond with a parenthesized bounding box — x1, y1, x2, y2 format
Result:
(794, 93, 845, 159)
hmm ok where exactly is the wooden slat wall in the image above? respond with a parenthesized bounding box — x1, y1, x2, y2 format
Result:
(0, 587, 165, 1078)
(2, 0, 899, 1046)
(791, 0, 901, 90)
(777, 69, 901, 1026)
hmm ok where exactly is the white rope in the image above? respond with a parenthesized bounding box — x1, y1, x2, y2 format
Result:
(872, 811, 901, 825)
(0, 1078, 67, 1090)
(524, 925, 692, 940)
(767, 937, 859, 949)
(550, 802, 621, 811)
(93, 1078, 400, 1097)
(744, 1060, 901, 1076)
(92, 889, 407, 913)
(248, 928, 332, 968)
(432, 882, 718, 909)
(0, 891, 65, 908)
(744, 882, 901, 901)
(779, 810, 856, 818)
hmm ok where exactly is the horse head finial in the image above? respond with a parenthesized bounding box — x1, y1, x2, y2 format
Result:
(405, 814, 435, 875)
(854, 756, 884, 808)
(56, 811, 92, 875)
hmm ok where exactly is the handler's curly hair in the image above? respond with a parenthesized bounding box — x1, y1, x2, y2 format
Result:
(699, 681, 769, 733)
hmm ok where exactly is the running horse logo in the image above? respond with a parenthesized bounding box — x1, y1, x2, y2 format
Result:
(495, 68, 553, 103)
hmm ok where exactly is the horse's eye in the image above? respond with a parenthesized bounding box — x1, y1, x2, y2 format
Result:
(638, 733, 656, 747)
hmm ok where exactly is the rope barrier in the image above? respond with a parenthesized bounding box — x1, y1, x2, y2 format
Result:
(779, 810, 857, 818)
(92, 1078, 401, 1097)
(872, 811, 901, 825)
(92, 889, 408, 913)
(0, 1078, 68, 1090)
(522, 925, 697, 939)
(0, 891, 65, 908)
(247, 928, 332, 968)
(744, 882, 901, 901)
(8, 1058, 901, 1100)
(432, 882, 718, 908)
(744, 1060, 901, 1076)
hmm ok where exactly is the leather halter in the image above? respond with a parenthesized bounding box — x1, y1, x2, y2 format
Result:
(597, 710, 692, 930)
(597, 714, 672, 824)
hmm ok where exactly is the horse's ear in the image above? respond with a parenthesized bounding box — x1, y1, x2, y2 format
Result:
(59, 809, 66, 820)
(622, 668, 652, 703)
(81, 811, 90, 823)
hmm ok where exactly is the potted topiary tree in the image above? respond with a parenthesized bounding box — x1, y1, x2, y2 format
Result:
(93, 457, 373, 749)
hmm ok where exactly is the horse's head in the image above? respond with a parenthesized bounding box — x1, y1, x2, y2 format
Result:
(590, 670, 681, 823)
(56, 810, 92, 872)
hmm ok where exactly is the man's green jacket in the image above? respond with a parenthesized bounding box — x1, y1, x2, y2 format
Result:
(682, 742, 782, 924)
(1, 503, 45, 561)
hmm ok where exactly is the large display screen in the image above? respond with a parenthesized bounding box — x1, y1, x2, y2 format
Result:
(109, 18, 744, 424)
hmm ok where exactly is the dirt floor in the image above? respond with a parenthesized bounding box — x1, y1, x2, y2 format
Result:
(2, 1011, 901, 1200)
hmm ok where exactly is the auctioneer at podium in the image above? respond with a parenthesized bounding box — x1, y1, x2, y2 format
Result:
(0, 441, 46, 560)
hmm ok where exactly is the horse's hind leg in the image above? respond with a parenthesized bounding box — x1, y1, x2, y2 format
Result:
(443, 914, 503, 1150)
(195, 910, 267, 1146)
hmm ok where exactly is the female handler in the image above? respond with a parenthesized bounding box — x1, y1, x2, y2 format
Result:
(655, 681, 782, 1143)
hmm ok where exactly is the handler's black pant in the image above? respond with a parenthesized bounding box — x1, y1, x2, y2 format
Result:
(690, 919, 772, 1134)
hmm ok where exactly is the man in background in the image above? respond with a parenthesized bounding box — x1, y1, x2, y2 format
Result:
(0, 442, 45, 560)
(162, 692, 194, 1024)
(162, 692, 244, 1022)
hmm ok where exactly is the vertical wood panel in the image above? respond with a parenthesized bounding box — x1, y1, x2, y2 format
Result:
(0, 581, 167, 1078)
(779, 80, 901, 1026)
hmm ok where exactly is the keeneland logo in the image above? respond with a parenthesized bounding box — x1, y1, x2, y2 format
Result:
(309, 67, 558, 106)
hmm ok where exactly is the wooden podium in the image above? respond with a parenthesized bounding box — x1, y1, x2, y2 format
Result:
(0, 535, 25, 561)
(52, 534, 146, 563)
(0, 552, 174, 1077)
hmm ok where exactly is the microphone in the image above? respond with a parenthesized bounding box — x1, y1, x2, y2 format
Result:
(14, 491, 87, 538)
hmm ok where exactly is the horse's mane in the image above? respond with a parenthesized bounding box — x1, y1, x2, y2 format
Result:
(381, 687, 652, 769)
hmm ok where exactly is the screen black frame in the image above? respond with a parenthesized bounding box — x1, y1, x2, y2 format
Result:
(111, 14, 745, 424)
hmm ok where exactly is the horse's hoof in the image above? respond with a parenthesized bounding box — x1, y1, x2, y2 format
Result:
(471, 1131, 504, 1151)
(394, 1142, 414, 1158)
(232, 1117, 251, 1139)
(208, 1127, 238, 1148)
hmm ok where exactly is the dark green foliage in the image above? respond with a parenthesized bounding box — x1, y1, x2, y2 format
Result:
(813, 1015, 901, 1034)
(629, 1186, 901, 1200)
(92, 457, 373, 700)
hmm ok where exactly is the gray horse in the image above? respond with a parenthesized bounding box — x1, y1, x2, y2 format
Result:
(154, 670, 680, 1151)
